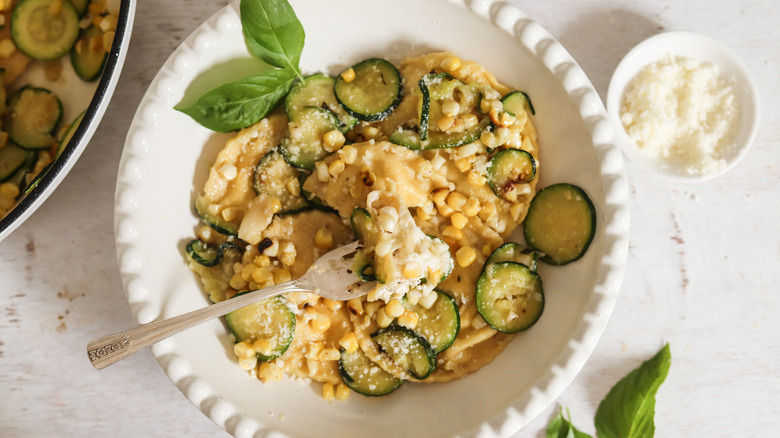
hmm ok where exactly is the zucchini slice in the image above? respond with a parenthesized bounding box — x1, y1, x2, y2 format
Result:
(225, 294, 296, 362)
(487, 149, 536, 201)
(334, 58, 402, 122)
(523, 183, 596, 265)
(11, 0, 80, 61)
(253, 150, 309, 214)
(298, 172, 335, 213)
(390, 73, 487, 150)
(285, 74, 357, 133)
(485, 242, 539, 272)
(476, 261, 544, 333)
(185, 240, 243, 268)
(8, 87, 63, 150)
(194, 195, 239, 236)
(71, 25, 108, 81)
(69, 0, 88, 16)
(0, 142, 36, 182)
(402, 289, 460, 353)
(339, 346, 404, 397)
(350, 206, 372, 241)
(279, 106, 340, 170)
(371, 326, 436, 380)
(501, 90, 535, 116)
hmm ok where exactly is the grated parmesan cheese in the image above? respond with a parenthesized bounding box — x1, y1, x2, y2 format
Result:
(620, 55, 740, 176)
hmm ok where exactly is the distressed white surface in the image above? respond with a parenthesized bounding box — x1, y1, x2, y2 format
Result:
(0, 0, 778, 437)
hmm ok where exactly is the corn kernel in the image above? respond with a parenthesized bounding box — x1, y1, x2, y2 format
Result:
(0, 38, 16, 58)
(221, 207, 239, 222)
(323, 298, 342, 311)
(456, 142, 479, 160)
(446, 192, 467, 211)
(252, 339, 273, 356)
(322, 129, 346, 152)
(311, 313, 331, 332)
(463, 197, 481, 217)
(273, 267, 292, 284)
(340, 67, 356, 82)
(319, 348, 341, 361)
(347, 298, 364, 316)
(467, 171, 485, 188)
(257, 362, 283, 382)
(375, 239, 393, 257)
(482, 243, 494, 257)
(336, 383, 350, 401)
(286, 177, 301, 197)
(240, 263, 257, 281)
(441, 56, 461, 72)
(510, 202, 527, 221)
(437, 115, 454, 132)
(456, 246, 477, 268)
(442, 225, 463, 240)
(0, 182, 20, 199)
(430, 155, 446, 169)
(362, 126, 380, 139)
(339, 145, 357, 165)
(441, 99, 460, 117)
(234, 341, 255, 358)
(419, 291, 439, 309)
(376, 308, 393, 328)
(436, 202, 455, 217)
(480, 131, 498, 148)
(263, 240, 279, 257)
(462, 113, 479, 129)
(478, 202, 496, 221)
(339, 331, 359, 353)
(254, 255, 271, 267)
(322, 383, 335, 401)
(280, 252, 296, 266)
(315, 161, 330, 182)
(328, 159, 346, 177)
(251, 267, 273, 285)
(416, 206, 431, 221)
(450, 212, 468, 230)
(314, 226, 334, 250)
(238, 355, 258, 371)
(454, 157, 472, 173)
(397, 311, 419, 329)
(229, 273, 248, 290)
(406, 290, 422, 306)
(403, 262, 420, 279)
(385, 299, 405, 318)
(431, 188, 449, 206)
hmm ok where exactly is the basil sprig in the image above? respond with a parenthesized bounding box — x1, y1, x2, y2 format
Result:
(176, 0, 305, 133)
(546, 343, 671, 438)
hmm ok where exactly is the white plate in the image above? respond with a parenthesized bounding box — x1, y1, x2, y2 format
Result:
(606, 31, 760, 182)
(115, 0, 629, 436)
(0, 0, 136, 242)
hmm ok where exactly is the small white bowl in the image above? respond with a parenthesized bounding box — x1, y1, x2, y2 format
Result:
(607, 31, 760, 182)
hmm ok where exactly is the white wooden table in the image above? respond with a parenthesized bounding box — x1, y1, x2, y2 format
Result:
(1, 0, 778, 436)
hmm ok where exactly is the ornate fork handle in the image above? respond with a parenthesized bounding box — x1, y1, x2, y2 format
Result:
(87, 280, 307, 370)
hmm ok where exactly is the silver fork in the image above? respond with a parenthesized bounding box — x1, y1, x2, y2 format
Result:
(87, 241, 371, 370)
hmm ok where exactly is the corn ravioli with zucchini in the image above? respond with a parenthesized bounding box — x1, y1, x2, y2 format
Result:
(185, 52, 596, 400)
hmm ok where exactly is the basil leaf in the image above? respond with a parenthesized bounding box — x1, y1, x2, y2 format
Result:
(547, 408, 592, 438)
(240, 0, 304, 76)
(175, 69, 296, 133)
(594, 343, 672, 438)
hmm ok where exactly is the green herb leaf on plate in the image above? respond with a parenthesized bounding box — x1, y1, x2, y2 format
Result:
(175, 69, 296, 133)
(594, 343, 672, 438)
(547, 408, 593, 438)
(240, 0, 305, 78)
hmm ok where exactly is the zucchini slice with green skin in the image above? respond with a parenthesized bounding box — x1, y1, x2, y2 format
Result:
(285, 74, 357, 133)
(298, 173, 335, 213)
(485, 242, 539, 272)
(253, 150, 310, 214)
(71, 25, 108, 81)
(194, 195, 239, 236)
(339, 346, 404, 397)
(389, 118, 489, 151)
(476, 261, 544, 333)
(0, 142, 36, 182)
(225, 294, 296, 362)
(523, 183, 596, 265)
(371, 325, 436, 380)
(279, 106, 340, 170)
(12, 0, 80, 61)
(8, 87, 63, 150)
(487, 149, 536, 201)
(350, 206, 372, 241)
(501, 90, 535, 116)
(56, 110, 85, 159)
(69, 0, 88, 17)
(185, 240, 243, 268)
(402, 289, 460, 353)
(334, 58, 402, 122)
